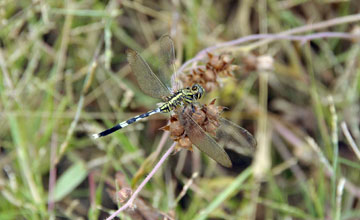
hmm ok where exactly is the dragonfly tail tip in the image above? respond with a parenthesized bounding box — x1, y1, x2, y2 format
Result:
(92, 133, 100, 139)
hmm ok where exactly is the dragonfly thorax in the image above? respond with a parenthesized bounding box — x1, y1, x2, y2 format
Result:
(159, 84, 205, 113)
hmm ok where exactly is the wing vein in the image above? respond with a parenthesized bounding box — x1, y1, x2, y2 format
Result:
(127, 49, 171, 99)
(179, 108, 232, 167)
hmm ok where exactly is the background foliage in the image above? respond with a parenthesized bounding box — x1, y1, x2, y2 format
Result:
(1, 0, 360, 219)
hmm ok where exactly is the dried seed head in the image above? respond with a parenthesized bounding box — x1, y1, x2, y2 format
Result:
(160, 124, 170, 131)
(169, 120, 184, 136)
(204, 121, 218, 136)
(222, 54, 232, 63)
(191, 108, 206, 125)
(178, 136, 192, 150)
(165, 101, 224, 152)
(180, 52, 237, 93)
(204, 99, 224, 120)
(204, 69, 216, 81)
(205, 104, 219, 120)
(170, 114, 178, 122)
(208, 53, 219, 65)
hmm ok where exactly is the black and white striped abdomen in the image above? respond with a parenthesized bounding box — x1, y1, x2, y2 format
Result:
(92, 108, 161, 138)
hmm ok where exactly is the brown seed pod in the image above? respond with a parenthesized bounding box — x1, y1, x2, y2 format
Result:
(203, 99, 225, 120)
(203, 121, 218, 136)
(204, 69, 216, 81)
(190, 108, 206, 125)
(208, 53, 221, 69)
(180, 52, 237, 93)
(222, 54, 233, 63)
(178, 136, 192, 150)
(169, 120, 184, 137)
(205, 104, 219, 120)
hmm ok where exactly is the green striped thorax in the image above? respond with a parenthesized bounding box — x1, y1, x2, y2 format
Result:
(159, 84, 205, 113)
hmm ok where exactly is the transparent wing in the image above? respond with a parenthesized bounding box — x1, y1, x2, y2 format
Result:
(216, 118, 256, 157)
(178, 109, 232, 168)
(158, 35, 174, 90)
(127, 49, 171, 99)
(159, 35, 182, 91)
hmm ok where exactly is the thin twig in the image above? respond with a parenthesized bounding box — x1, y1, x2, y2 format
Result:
(106, 142, 176, 220)
(154, 130, 170, 157)
(176, 32, 360, 77)
(174, 172, 199, 206)
(248, 13, 360, 49)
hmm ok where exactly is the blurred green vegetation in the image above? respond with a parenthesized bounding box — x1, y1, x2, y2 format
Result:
(1, 0, 360, 219)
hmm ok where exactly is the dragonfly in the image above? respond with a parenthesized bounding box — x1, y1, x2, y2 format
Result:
(92, 35, 256, 167)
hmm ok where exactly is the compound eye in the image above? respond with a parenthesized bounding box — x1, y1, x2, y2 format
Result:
(192, 85, 198, 91)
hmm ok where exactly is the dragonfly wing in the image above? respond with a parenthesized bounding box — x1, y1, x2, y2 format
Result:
(158, 35, 174, 90)
(127, 49, 171, 99)
(159, 35, 182, 91)
(216, 118, 256, 156)
(179, 109, 232, 168)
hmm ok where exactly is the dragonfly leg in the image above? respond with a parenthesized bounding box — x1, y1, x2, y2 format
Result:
(191, 104, 195, 113)
(181, 104, 190, 114)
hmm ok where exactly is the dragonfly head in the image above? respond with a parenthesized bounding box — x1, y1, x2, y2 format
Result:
(191, 84, 205, 100)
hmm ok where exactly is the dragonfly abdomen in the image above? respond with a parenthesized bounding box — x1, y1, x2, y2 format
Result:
(92, 108, 161, 139)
